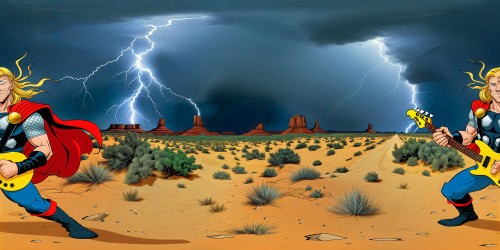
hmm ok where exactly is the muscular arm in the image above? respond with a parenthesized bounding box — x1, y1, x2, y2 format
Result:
(28, 134, 53, 160)
(457, 125, 477, 146)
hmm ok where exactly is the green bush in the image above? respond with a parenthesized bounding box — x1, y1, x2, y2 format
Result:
(418, 141, 465, 171)
(393, 167, 406, 175)
(122, 189, 140, 201)
(199, 197, 215, 206)
(407, 156, 418, 166)
(244, 177, 254, 184)
(210, 204, 226, 213)
(125, 153, 154, 184)
(221, 164, 230, 169)
(312, 160, 322, 166)
(353, 142, 362, 147)
(305, 185, 313, 191)
(268, 148, 300, 166)
(233, 222, 276, 235)
(246, 184, 281, 205)
(290, 167, 321, 182)
(177, 183, 186, 188)
(328, 188, 380, 216)
(326, 149, 335, 156)
(308, 145, 321, 151)
(309, 189, 323, 198)
(217, 154, 225, 160)
(232, 166, 247, 174)
(213, 171, 231, 180)
(243, 149, 265, 161)
(263, 168, 278, 177)
(364, 171, 380, 182)
(211, 144, 226, 152)
(68, 164, 112, 184)
(153, 148, 202, 178)
(333, 143, 344, 149)
(422, 170, 431, 176)
(102, 133, 151, 170)
(354, 151, 362, 156)
(392, 138, 425, 163)
(334, 166, 349, 173)
(295, 143, 307, 149)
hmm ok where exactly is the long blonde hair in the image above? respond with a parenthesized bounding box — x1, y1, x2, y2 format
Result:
(0, 52, 49, 104)
(466, 60, 500, 103)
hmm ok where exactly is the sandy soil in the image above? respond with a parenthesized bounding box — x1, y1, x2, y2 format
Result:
(0, 134, 498, 250)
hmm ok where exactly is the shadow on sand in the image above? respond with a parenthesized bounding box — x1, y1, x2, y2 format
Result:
(465, 219, 500, 232)
(0, 222, 190, 244)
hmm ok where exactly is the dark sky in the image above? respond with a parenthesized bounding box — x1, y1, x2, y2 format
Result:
(0, 0, 498, 133)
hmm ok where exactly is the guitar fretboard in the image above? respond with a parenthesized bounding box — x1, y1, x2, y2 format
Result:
(425, 123, 483, 162)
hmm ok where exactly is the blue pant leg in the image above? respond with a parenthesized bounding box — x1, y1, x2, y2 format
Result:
(441, 165, 495, 201)
(2, 182, 51, 214)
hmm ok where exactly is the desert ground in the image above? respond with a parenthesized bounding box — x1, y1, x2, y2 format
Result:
(0, 133, 498, 250)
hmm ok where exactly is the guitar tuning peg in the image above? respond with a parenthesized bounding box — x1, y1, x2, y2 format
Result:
(429, 114, 434, 118)
(415, 108, 420, 111)
(425, 111, 429, 116)
(419, 110, 424, 114)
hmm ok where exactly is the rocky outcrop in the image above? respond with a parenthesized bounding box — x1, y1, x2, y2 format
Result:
(243, 123, 272, 136)
(181, 116, 218, 136)
(149, 118, 175, 135)
(281, 115, 314, 134)
(365, 123, 376, 134)
(104, 124, 145, 133)
(311, 120, 328, 134)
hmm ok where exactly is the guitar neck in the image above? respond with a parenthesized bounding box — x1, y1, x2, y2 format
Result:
(425, 123, 483, 162)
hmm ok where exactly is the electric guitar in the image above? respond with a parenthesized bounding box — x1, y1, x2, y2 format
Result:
(406, 108, 500, 187)
(0, 152, 31, 191)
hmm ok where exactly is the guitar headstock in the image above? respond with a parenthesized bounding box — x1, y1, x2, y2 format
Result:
(406, 108, 433, 129)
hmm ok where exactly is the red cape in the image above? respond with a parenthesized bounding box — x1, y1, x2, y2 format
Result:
(8, 100, 103, 184)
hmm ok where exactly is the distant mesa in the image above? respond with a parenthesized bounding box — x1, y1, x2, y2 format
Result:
(150, 118, 175, 135)
(243, 123, 272, 136)
(221, 131, 237, 135)
(311, 120, 328, 134)
(181, 115, 219, 136)
(281, 115, 314, 134)
(104, 124, 145, 133)
(365, 123, 376, 134)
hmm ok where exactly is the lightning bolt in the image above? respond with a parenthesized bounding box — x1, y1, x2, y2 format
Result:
(334, 37, 419, 133)
(59, 16, 208, 124)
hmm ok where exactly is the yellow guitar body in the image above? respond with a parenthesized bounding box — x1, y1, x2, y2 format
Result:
(470, 140, 500, 187)
(0, 152, 31, 192)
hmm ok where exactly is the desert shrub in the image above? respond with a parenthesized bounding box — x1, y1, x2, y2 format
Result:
(398, 183, 409, 189)
(392, 138, 425, 163)
(246, 184, 281, 205)
(314, 139, 320, 144)
(354, 151, 362, 156)
(232, 166, 247, 174)
(341, 139, 347, 145)
(334, 166, 349, 173)
(177, 183, 186, 188)
(243, 149, 265, 161)
(244, 177, 254, 184)
(125, 153, 154, 184)
(364, 171, 380, 182)
(326, 149, 335, 156)
(309, 189, 323, 198)
(68, 164, 112, 184)
(268, 148, 300, 166)
(353, 142, 362, 147)
(210, 204, 226, 213)
(233, 222, 276, 235)
(305, 185, 313, 191)
(213, 171, 231, 180)
(265, 146, 272, 152)
(333, 143, 344, 149)
(153, 148, 202, 178)
(201, 148, 210, 154)
(199, 197, 215, 206)
(102, 133, 151, 170)
(328, 188, 380, 216)
(393, 167, 406, 175)
(418, 141, 465, 171)
(295, 143, 307, 149)
(122, 189, 140, 201)
(422, 170, 431, 176)
(312, 160, 322, 166)
(290, 167, 321, 182)
(263, 168, 278, 177)
(217, 154, 225, 160)
(407, 156, 418, 166)
(221, 164, 230, 169)
(211, 144, 226, 152)
(326, 143, 334, 148)
(308, 145, 321, 151)
(365, 145, 376, 151)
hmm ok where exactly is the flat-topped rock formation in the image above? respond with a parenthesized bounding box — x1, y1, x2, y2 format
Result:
(243, 123, 272, 136)
(104, 124, 145, 133)
(365, 123, 376, 134)
(281, 115, 314, 134)
(149, 118, 175, 135)
(181, 116, 218, 136)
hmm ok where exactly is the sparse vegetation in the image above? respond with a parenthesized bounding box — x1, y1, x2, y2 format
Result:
(407, 156, 418, 166)
(233, 222, 276, 235)
(68, 164, 112, 184)
(243, 149, 265, 161)
(177, 183, 186, 188)
(213, 171, 231, 180)
(326, 149, 335, 156)
(232, 166, 247, 174)
(122, 189, 140, 201)
(244, 177, 254, 184)
(246, 184, 281, 205)
(308, 145, 321, 151)
(295, 142, 307, 149)
(354, 151, 362, 156)
(290, 167, 321, 182)
(263, 168, 278, 177)
(334, 166, 349, 173)
(328, 188, 380, 216)
(364, 171, 380, 182)
(398, 183, 409, 189)
(268, 148, 300, 166)
(309, 189, 323, 198)
(393, 167, 406, 175)
(210, 204, 226, 213)
(312, 160, 322, 166)
(199, 197, 215, 206)
(305, 185, 313, 191)
(422, 170, 431, 176)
